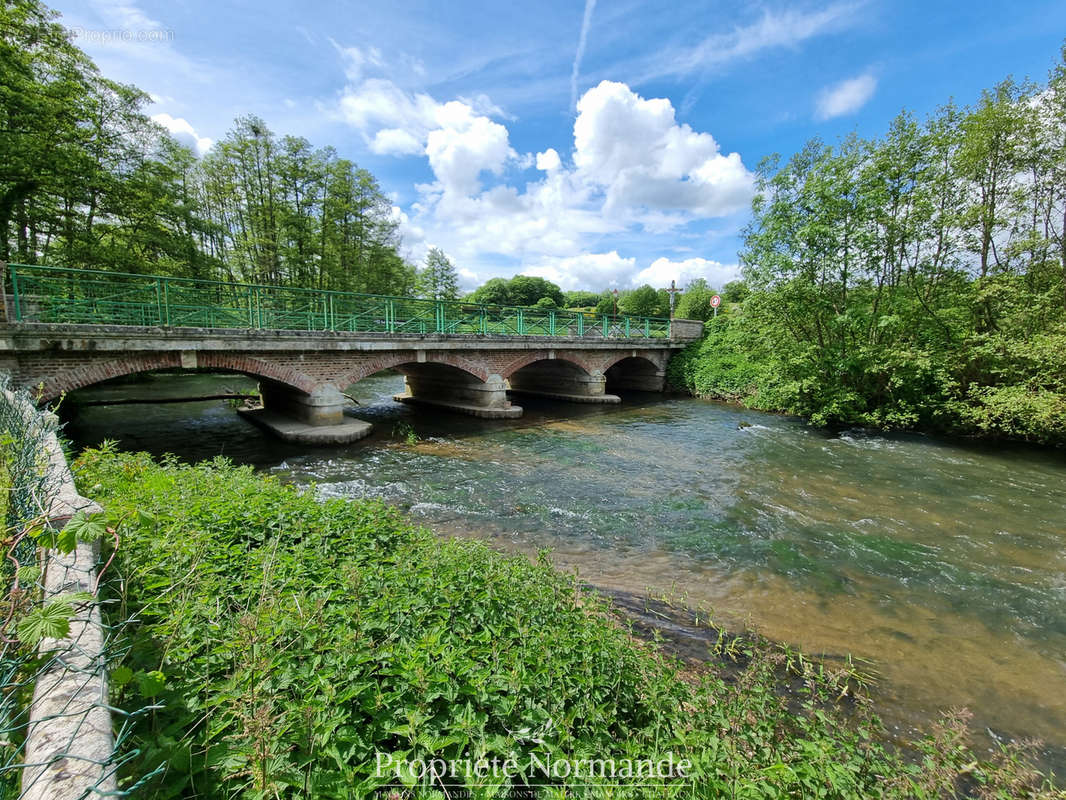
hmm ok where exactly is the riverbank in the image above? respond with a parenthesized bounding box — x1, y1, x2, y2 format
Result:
(73, 445, 1060, 798)
(667, 315, 1066, 449)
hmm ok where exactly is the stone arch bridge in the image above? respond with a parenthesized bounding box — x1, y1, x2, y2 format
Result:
(0, 322, 702, 443)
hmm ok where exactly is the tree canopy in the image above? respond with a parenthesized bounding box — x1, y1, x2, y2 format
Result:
(0, 0, 414, 294)
(415, 247, 459, 300)
(619, 285, 670, 317)
(562, 290, 601, 309)
(466, 275, 563, 307)
(671, 46, 1066, 446)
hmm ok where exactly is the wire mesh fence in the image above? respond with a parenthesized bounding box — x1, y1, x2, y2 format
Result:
(0, 381, 156, 799)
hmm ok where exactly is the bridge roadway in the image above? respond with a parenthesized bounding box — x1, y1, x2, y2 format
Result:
(0, 321, 703, 443)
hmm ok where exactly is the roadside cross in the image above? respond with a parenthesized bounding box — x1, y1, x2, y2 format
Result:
(666, 279, 681, 318)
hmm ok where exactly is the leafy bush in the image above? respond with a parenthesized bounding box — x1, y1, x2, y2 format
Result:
(667, 314, 769, 404)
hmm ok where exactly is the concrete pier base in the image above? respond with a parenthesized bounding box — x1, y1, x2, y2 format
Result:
(245, 381, 371, 444)
(238, 407, 373, 444)
(260, 381, 348, 426)
(507, 388, 621, 404)
(393, 393, 523, 418)
(395, 368, 522, 418)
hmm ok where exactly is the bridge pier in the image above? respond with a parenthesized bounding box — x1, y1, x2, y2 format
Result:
(239, 381, 372, 444)
(507, 361, 621, 404)
(393, 367, 522, 419)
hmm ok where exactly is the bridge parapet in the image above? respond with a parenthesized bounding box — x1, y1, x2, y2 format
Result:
(3, 264, 702, 342)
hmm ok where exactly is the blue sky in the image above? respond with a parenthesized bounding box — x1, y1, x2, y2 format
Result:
(52, 0, 1066, 292)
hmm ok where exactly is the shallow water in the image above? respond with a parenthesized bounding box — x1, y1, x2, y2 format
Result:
(64, 371, 1066, 763)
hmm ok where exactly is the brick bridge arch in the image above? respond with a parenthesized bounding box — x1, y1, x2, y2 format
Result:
(33, 352, 319, 403)
(599, 351, 668, 374)
(499, 350, 597, 379)
(337, 351, 491, 387)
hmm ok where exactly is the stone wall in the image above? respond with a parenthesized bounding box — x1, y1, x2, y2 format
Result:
(0, 388, 115, 800)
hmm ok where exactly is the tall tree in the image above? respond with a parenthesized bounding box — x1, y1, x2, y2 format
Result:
(416, 247, 459, 300)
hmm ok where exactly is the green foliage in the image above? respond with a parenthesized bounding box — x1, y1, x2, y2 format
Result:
(415, 247, 460, 300)
(467, 275, 564, 308)
(15, 594, 77, 646)
(676, 48, 1066, 446)
(667, 313, 770, 403)
(506, 276, 564, 307)
(619, 284, 667, 317)
(72, 448, 1059, 798)
(58, 510, 107, 550)
(392, 420, 418, 445)
(0, 5, 414, 294)
(721, 280, 750, 303)
(562, 290, 601, 309)
(465, 277, 511, 305)
(674, 278, 718, 321)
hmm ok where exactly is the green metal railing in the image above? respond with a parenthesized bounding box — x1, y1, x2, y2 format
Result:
(3, 264, 673, 339)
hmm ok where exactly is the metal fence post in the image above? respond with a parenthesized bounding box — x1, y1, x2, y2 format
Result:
(162, 278, 171, 326)
(155, 277, 165, 326)
(9, 263, 21, 322)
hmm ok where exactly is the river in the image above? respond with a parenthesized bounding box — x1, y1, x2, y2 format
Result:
(62, 371, 1066, 766)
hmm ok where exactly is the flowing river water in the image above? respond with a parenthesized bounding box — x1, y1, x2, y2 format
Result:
(62, 371, 1066, 767)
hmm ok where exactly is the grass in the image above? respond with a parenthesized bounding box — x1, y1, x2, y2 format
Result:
(73, 444, 1063, 799)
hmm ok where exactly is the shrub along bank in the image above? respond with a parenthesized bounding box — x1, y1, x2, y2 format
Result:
(667, 307, 1066, 448)
(74, 446, 1059, 798)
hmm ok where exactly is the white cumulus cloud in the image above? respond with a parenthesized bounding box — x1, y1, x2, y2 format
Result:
(328, 50, 753, 289)
(151, 113, 213, 155)
(632, 257, 740, 288)
(815, 73, 877, 120)
(425, 101, 515, 196)
(535, 148, 562, 172)
(371, 128, 425, 156)
(523, 251, 637, 290)
(573, 81, 754, 219)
